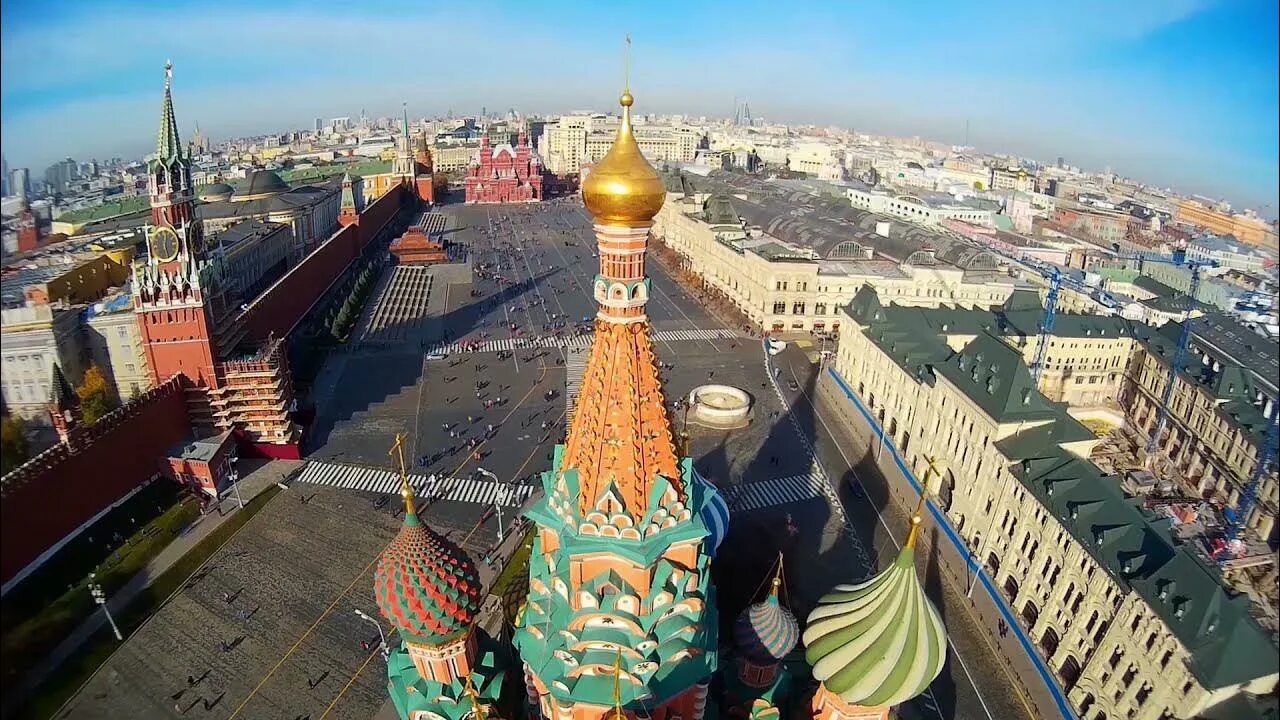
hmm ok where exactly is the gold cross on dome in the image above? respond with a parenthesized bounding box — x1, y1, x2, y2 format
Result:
(624, 34, 632, 93)
(388, 433, 415, 514)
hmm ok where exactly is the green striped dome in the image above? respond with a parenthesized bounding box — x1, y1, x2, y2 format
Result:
(802, 543, 947, 707)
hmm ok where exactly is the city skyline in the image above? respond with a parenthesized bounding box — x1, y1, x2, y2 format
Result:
(1, 0, 1277, 214)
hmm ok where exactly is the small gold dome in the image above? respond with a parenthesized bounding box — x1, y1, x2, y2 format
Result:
(582, 90, 665, 227)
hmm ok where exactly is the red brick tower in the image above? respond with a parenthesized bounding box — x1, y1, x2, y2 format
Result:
(131, 62, 227, 425)
(414, 133, 435, 205)
(16, 203, 40, 252)
(46, 362, 81, 445)
(339, 171, 363, 228)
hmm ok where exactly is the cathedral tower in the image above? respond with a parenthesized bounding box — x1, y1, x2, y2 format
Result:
(376, 435, 509, 719)
(514, 47, 721, 720)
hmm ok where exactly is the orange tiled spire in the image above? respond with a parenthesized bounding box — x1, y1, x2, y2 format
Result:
(560, 72, 682, 517)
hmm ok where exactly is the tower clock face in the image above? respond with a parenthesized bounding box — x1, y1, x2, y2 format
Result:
(150, 226, 180, 262)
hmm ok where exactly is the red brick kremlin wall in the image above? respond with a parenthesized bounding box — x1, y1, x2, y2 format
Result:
(239, 184, 407, 344)
(0, 376, 190, 586)
(0, 185, 411, 588)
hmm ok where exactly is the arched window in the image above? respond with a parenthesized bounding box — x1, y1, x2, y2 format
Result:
(1058, 654, 1081, 690)
(1021, 600, 1040, 628)
(1040, 626, 1059, 657)
(1003, 575, 1019, 601)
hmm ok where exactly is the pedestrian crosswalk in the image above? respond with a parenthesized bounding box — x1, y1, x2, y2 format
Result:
(428, 328, 742, 355)
(565, 347, 589, 424)
(294, 460, 535, 507)
(721, 473, 826, 513)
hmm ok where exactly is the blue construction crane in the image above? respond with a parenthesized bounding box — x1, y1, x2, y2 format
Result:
(1030, 268, 1062, 383)
(1225, 412, 1280, 542)
(1122, 250, 1220, 456)
(1027, 266, 1104, 382)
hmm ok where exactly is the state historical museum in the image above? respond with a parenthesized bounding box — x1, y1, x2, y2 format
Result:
(463, 131, 545, 203)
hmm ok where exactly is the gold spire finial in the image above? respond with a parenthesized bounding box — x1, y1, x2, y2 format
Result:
(623, 34, 632, 95)
(580, 33, 665, 227)
(611, 646, 625, 720)
(905, 514, 924, 550)
(768, 551, 784, 599)
(620, 35, 635, 116)
(464, 676, 486, 720)
(906, 457, 942, 550)
(388, 433, 415, 515)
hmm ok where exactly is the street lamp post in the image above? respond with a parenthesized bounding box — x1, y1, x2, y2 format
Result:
(354, 609, 389, 660)
(88, 573, 123, 641)
(475, 467, 504, 541)
(228, 456, 244, 509)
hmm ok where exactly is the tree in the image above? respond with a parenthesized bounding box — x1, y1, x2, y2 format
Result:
(76, 365, 120, 425)
(973, 180, 985, 191)
(1, 416, 30, 475)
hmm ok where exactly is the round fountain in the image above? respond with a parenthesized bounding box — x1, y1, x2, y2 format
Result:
(686, 385, 753, 430)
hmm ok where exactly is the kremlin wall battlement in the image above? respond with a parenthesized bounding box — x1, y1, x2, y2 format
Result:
(239, 183, 408, 344)
(0, 185, 416, 588)
(1, 374, 190, 585)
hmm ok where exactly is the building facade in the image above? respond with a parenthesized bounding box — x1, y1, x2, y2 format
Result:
(1124, 319, 1278, 542)
(1176, 200, 1278, 250)
(845, 185, 996, 227)
(430, 140, 480, 173)
(0, 304, 85, 420)
(463, 132, 545, 204)
(653, 192, 1014, 334)
(830, 287, 1278, 720)
(197, 169, 340, 263)
(83, 301, 150, 401)
(214, 219, 293, 307)
(541, 114, 700, 174)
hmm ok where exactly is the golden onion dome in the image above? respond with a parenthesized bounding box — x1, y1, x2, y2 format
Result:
(582, 90, 666, 227)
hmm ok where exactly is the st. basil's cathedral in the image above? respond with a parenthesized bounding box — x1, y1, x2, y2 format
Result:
(371, 66, 949, 720)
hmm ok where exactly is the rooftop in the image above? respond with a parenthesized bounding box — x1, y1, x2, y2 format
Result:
(168, 430, 234, 462)
(212, 218, 290, 253)
(673, 170, 1004, 272)
(848, 286, 1279, 690)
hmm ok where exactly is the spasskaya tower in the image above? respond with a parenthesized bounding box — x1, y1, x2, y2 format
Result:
(131, 62, 229, 426)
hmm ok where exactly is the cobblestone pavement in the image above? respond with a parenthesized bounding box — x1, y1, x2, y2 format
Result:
(60, 484, 503, 720)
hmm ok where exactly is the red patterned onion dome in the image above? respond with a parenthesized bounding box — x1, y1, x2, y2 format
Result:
(734, 578, 799, 663)
(374, 509, 482, 644)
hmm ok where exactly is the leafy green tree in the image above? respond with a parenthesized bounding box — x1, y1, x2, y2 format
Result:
(76, 365, 120, 425)
(973, 180, 985, 191)
(1, 416, 30, 475)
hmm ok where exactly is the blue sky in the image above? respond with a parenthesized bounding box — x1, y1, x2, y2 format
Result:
(2, 0, 1276, 213)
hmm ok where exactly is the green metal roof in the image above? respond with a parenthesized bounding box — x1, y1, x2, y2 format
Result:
(933, 332, 1060, 424)
(702, 194, 741, 226)
(845, 286, 1279, 690)
(1011, 450, 1278, 689)
(1003, 288, 1043, 313)
(154, 64, 184, 167)
(1133, 274, 1179, 297)
(994, 416, 1095, 459)
(57, 196, 150, 224)
(1132, 321, 1270, 445)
